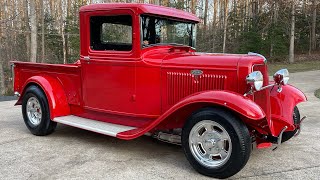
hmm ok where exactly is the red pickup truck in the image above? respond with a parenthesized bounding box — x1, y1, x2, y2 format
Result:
(11, 3, 307, 178)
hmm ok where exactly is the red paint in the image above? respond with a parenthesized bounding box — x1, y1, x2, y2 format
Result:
(269, 84, 307, 136)
(11, 3, 306, 144)
(79, 3, 200, 23)
(117, 90, 266, 139)
(256, 142, 273, 149)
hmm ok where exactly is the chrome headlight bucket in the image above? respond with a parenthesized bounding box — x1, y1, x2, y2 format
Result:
(273, 69, 289, 85)
(246, 71, 264, 91)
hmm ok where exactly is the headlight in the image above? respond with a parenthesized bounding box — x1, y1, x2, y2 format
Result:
(274, 69, 289, 85)
(246, 71, 263, 91)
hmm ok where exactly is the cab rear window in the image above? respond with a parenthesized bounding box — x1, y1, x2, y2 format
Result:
(90, 15, 132, 51)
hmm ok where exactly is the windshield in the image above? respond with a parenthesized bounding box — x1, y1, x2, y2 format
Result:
(141, 15, 196, 48)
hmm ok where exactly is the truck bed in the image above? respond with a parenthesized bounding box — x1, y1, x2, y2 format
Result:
(12, 61, 82, 106)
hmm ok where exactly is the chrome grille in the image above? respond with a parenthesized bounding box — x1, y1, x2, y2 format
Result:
(253, 64, 270, 120)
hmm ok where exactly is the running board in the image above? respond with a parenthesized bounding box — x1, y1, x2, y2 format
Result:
(53, 115, 136, 137)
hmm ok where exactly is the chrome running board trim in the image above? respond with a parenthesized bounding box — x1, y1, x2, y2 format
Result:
(53, 115, 136, 137)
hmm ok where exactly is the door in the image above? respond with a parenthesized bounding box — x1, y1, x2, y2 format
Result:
(81, 13, 136, 115)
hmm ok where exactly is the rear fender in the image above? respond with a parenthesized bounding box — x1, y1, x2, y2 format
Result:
(117, 90, 265, 139)
(16, 75, 70, 119)
(270, 85, 307, 136)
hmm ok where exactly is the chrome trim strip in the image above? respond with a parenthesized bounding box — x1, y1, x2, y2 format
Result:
(14, 92, 20, 97)
(259, 84, 275, 91)
(244, 84, 275, 96)
(248, 52, 267, 63)
(83, 56, 90, 61)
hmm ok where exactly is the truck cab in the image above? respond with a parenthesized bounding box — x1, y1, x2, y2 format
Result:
(79, 4, 199, 117)
(11, 3, 307, 179)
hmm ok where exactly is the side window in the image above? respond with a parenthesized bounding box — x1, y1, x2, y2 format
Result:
(90, 15, 132, 51)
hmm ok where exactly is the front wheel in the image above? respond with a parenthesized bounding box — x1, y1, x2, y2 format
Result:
(182, 108, 251, 179)
(281, 106, 300, 143)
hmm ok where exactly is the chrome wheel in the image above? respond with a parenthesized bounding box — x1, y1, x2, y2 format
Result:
(26, 97, 42, 126)
(189, 120, 232, 168)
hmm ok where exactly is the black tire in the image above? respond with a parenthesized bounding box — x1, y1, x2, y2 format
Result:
(182, 107, 251, 179)
(22, 85, 57, 136)
(281, 106, 300, 143)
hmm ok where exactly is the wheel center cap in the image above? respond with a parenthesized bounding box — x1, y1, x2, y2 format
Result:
(208, 139, 216, 146)
(203, 132, 222, 149)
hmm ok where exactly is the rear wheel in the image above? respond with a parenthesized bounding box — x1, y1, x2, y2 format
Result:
(22, 85, 57, 136)
(182, 108, 251, 179)
(281, 106, 300, 143)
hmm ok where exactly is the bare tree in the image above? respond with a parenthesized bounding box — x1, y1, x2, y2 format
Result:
(203, 0, 209, 29)
(24, 0, 31, 61)
(289, 1, 296, 63)
(40, 0, 45, 62)
(270, 0, 279, 57)
(0, 62, 4, 95)
(0, 2, 5, 95)
(223, 0, 229, 53)
(212, 0, 218, 52)
(28, 0, 37, 62)
(60, 0, 67, 64)
(311, 0, 317, 51)
(191, 0, 196, 14)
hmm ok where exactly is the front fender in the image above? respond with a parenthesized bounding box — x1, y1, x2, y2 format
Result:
(16, 75, 70, 119)
(172, 90, 266, 120)
(270, 84, 307, 136)
(117, 90, 265, 139)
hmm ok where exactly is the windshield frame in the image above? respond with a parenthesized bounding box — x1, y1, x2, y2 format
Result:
(140, 14, 196, 49)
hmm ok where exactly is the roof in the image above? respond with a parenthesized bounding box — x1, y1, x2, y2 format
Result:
(79, 3, 200, 23)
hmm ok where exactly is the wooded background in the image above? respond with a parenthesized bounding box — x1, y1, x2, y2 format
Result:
(0, 0, 319, 95)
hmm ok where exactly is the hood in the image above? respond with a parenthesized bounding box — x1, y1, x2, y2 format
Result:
(141, 46, 266, 70)
(163, 52, 240, 70)
(163, 51, 265, 70)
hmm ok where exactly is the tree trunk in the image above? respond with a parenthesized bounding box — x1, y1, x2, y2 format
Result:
(270, 0, 279, 58)
(203, 0, 208, 29)
(223, 0, 229, 53)
(60, 0, 67, 64)
(212, 0, 217, 52)
(0, 63, 5, 95)
(289, 1, 295, 64)
(29, 0, 37, 63)
(23, 0, 30, 61)
(40, 0, 45, 63)
(311, 0, 317, 51)
(163, 0, 169, 6)
(0, 4, 4, 95)
(191, 0, 196, 14)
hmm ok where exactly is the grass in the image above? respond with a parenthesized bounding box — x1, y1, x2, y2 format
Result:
(268, 60, 320, 75)
(315, 89, 320, 99)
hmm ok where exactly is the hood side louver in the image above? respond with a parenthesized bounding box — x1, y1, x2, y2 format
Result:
(167, 72, 227, 105)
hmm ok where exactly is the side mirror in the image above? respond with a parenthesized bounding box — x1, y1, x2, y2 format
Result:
(273, 69, 289, 85)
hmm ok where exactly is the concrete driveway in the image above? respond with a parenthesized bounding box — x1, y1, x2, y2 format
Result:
(1, 70, 319, 180)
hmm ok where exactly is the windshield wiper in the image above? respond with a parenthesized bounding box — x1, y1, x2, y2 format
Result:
(143, 43, 189, 48)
